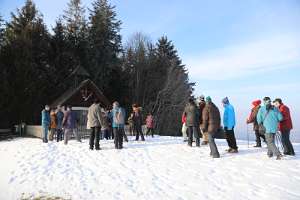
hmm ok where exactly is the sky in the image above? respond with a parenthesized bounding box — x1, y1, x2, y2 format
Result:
(1, 0, 300, 140)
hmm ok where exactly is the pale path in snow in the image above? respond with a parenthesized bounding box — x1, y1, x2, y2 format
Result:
(0, 136, 300, 200)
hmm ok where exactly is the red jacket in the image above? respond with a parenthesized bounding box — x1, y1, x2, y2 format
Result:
(146, 115, 154, 128)
(182, 113, 186, 124)
(278, 104, 293, 132)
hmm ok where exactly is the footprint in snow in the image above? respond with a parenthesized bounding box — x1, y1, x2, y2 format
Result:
(9, 176, 16, 184)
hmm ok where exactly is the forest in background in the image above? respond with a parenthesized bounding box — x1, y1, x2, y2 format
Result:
(0, 0, 194, 135)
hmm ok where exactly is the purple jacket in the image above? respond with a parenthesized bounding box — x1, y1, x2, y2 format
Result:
(63, 110, 77, 129)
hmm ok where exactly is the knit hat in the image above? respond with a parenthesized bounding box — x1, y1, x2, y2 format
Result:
(252, 99, 261, 107)
(222, 97, 229, 104)
(205, 96, 212, 102)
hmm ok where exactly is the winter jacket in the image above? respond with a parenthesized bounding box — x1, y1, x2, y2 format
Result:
(247, 105, 260, 131)
(63, 110, 77, 129)
(41, 109, 50, 127)
(132, 110, 143, 127)
(146, 115, 154, 128)
(257, 106, 283, 134)
(87, 103, 104, 129)
(278, 104, 293, 132)
(183, 103, 200, 127)
(50, 111, 57, 129)
(101, 112, 110, 130)
(201, 102, 221, 134)
(223, 104, 236, 130)
(56, 111, 64, 129)
(182, 113, 187, 124)
(199, 101, 206, 125)
(111, 107, 126, 128)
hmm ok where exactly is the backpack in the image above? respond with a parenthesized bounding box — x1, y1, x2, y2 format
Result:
(114, 108, 125, 125)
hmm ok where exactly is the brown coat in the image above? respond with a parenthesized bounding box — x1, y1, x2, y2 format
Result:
(201, 102, 221, 134)
(199, 101, 206, 125)
(50, 111, 57, 129)
(183, 103, 200, 127)
(247, 105, 260, 131)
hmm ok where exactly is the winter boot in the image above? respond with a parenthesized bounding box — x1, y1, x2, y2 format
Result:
(196, 138, 200, 147)
(267, 153, 273, 158)
(213, 154, 220, 158)
(276, 155, 282, 160)
(201, 141, 208, 145)
(253, 141, 262, 147)
(229, 149, 238, 153)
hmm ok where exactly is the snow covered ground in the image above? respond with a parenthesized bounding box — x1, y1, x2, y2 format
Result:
(0, 136, 300, 200)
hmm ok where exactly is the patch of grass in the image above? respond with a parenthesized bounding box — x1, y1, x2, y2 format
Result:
(20, 194, 71, 200)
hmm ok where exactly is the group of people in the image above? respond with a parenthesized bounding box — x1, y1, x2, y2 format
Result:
(41, 95, 295, 159)
(41, 105, 81, 144)
(41, 99, 155, 150)
(182, 95, 238, 158)
(87, 100, 155, 150)
(182, 95, 295, 160)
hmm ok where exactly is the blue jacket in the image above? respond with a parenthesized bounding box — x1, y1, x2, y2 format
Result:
(41, 109, 50, 127)
(223, 104, 236, 130)
(56, 111, 64, 129)
(111, 107, 126, 128)
(257, 106, 283, 134)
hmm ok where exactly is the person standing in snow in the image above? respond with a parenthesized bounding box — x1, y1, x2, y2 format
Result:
(273, 98, 295, 156)
(247, 100, 266, 147)
(49, 108, 57, 141)
(145, 112, 155, 137)
(111, 101, 126, 149)
(222, 97, 238, 153)
(183, 98, 201, 147)
(41, 105, 50, 143)
(257, 97, 283, 160)
(56, 105, 64, 142)
(132, 104, 145, 141)
(181, 112, 188, 142)
(201, 96, 221, 158)
(128, 113, 134, 136)
(198, 95, 208, 145)
(87, 99, 104, 150)
(107, 110, 114, 139)
(63, 106, 79, 145)
(101, 108, 110, 140)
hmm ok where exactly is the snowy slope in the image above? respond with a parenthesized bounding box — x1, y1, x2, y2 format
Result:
(0, 136, 300, 200)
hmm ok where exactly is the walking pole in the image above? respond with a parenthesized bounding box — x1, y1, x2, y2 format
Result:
(247, 124, 249, 148)
(275, 132, 279, 149)
(276, 131, 284, 152)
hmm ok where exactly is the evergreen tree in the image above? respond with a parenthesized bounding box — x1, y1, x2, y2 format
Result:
(49, 19, 74, 93)
(88, 0, 122, 100)
(0, 15, 5, 48)
(1, 0, 53, 125)
(0, 15, 9, 127)
(0, 0, 194, 135)
(152, 36, 193, 135)
(62, 0, 88, 71)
